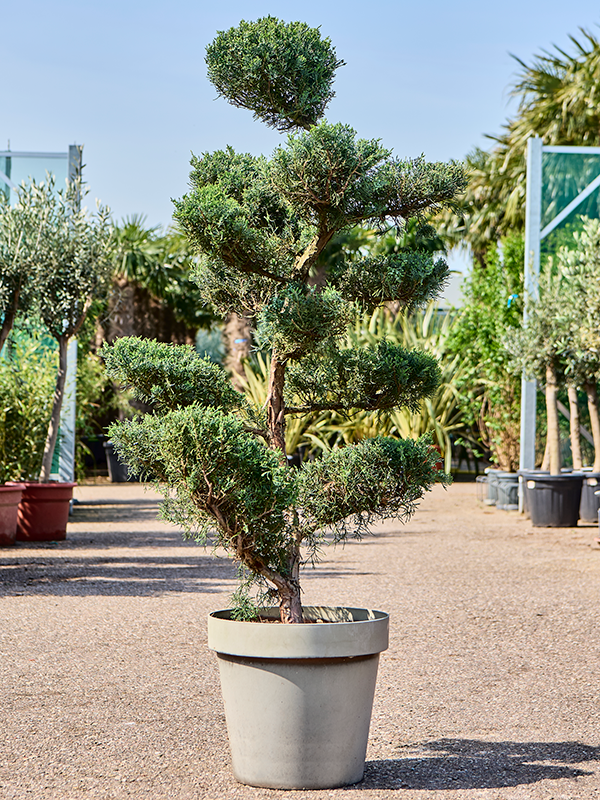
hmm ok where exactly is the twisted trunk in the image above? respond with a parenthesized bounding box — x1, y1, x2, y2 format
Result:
(567, 384, 583, 470)
(265, 353, 303, 623)
(279, 544, 302, 624)
(266, 356, 287, 458)
(545, 364, 561, 476)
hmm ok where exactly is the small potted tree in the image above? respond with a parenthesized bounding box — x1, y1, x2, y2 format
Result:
(554, 219, 600, 521)
(0, 328, 57, 545)
(103, 17, 465, 789)
(11, 179, 113, 541)
(507, 265, 585, 525)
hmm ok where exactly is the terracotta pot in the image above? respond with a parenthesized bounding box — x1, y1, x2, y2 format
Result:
(0, 484, 26, 546)
(16, 482, 76, 542)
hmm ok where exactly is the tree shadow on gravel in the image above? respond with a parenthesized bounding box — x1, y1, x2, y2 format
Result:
(361, 739, 598, 790)
(0, 553, 237, 597)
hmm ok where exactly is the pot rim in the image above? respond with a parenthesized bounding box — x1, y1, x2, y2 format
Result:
(208, 606, 389, 660)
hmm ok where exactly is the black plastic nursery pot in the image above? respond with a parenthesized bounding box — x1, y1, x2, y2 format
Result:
(517, 470, 549, 518)
(103, 441, 136, 483)
(578, 473, 600, 523)
(495, 473, 519, 511)
(521, 472, 584, 527)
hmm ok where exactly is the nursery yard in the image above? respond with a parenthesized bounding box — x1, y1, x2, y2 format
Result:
(1, 481, 600, 800)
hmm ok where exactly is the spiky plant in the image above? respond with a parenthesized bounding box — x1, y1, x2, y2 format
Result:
(102, 17, 466, 623)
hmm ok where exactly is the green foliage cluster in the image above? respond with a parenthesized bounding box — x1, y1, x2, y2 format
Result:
(104, 17, 465, 621)
(0, 330, 56, 482)
(257, 284, 353, 358)
(101, 337, 245, 414)
(110, 407, 295, 571)
(205, 17, 344, 132)
(297, 436, 443, 539)
(332, 251, 449, 311)
(446, 236, 524, 470)
(286, 341, 441, 413)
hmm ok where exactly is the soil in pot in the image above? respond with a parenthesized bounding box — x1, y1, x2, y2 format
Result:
(0, 484, 26, 546)
(16, 482, 76, 542)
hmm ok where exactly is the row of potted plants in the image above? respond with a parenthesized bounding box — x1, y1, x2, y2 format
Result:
(0, 176, 113, 546)
(483, 467, 597, 526)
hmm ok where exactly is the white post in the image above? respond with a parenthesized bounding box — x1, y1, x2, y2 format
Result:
(519, 137, 542, 509)
(58, 339, 78, 483)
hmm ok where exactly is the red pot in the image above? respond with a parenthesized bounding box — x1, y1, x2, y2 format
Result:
(0, 483, 26, 546)
(16, 482, 76, 542)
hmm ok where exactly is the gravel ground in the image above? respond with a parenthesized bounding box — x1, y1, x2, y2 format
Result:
(1, 481, 600, 800)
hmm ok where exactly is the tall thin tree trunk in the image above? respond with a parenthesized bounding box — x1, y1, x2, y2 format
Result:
(585, 381, 600, 472)
(567, 383, 583, 469)
(545, 364, 561, 475)
(39, 335, 69, 482)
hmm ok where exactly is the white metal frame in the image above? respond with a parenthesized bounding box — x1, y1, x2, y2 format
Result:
(520, 138, 600, 503)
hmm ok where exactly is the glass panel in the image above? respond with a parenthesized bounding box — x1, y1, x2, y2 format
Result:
(541, 151, 600, 228)
(541, 151, 600, 266)
(0, 154, 68, 205)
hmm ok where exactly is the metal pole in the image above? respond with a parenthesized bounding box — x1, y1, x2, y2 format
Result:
(519, 137, 542, 509)
(54, 145, 83, 486)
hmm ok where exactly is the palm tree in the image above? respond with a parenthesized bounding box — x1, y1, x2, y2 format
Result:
(440, 28, 600, 254)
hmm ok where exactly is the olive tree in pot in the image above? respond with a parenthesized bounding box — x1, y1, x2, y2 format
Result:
(0, 186, 44, 543)
(507, 267, 583, 526)
(554, 218, 600, 520)
(102, 17, 466, 790)
(12, 180, 113, 541)
(0, 330, 57, 545)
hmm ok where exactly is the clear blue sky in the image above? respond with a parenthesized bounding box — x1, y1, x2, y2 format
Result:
(4, 0, 600, 230)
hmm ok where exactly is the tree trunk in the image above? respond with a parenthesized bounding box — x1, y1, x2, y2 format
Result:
(541, 440, 550, 471)
(585, 381, 600, 472)
(39, 335, 69, 482)
(278, 544, 303, 624)
(265, 353, 302, 622)
(0, 288, 20, 355)
(567, 384, 583, 470)
(266, 355, 287, 458)
(224, 313, 253, 389)
(545, 364, 561, 475)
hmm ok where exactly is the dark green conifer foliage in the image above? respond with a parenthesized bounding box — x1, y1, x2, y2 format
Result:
(103, 18, 466, 623)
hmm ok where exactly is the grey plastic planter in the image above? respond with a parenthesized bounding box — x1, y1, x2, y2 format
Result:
(208, 606, 389, 790)
(495, 472, 519, 510)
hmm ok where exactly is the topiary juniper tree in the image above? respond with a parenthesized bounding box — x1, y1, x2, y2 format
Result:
(102, 17, 467, 624)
